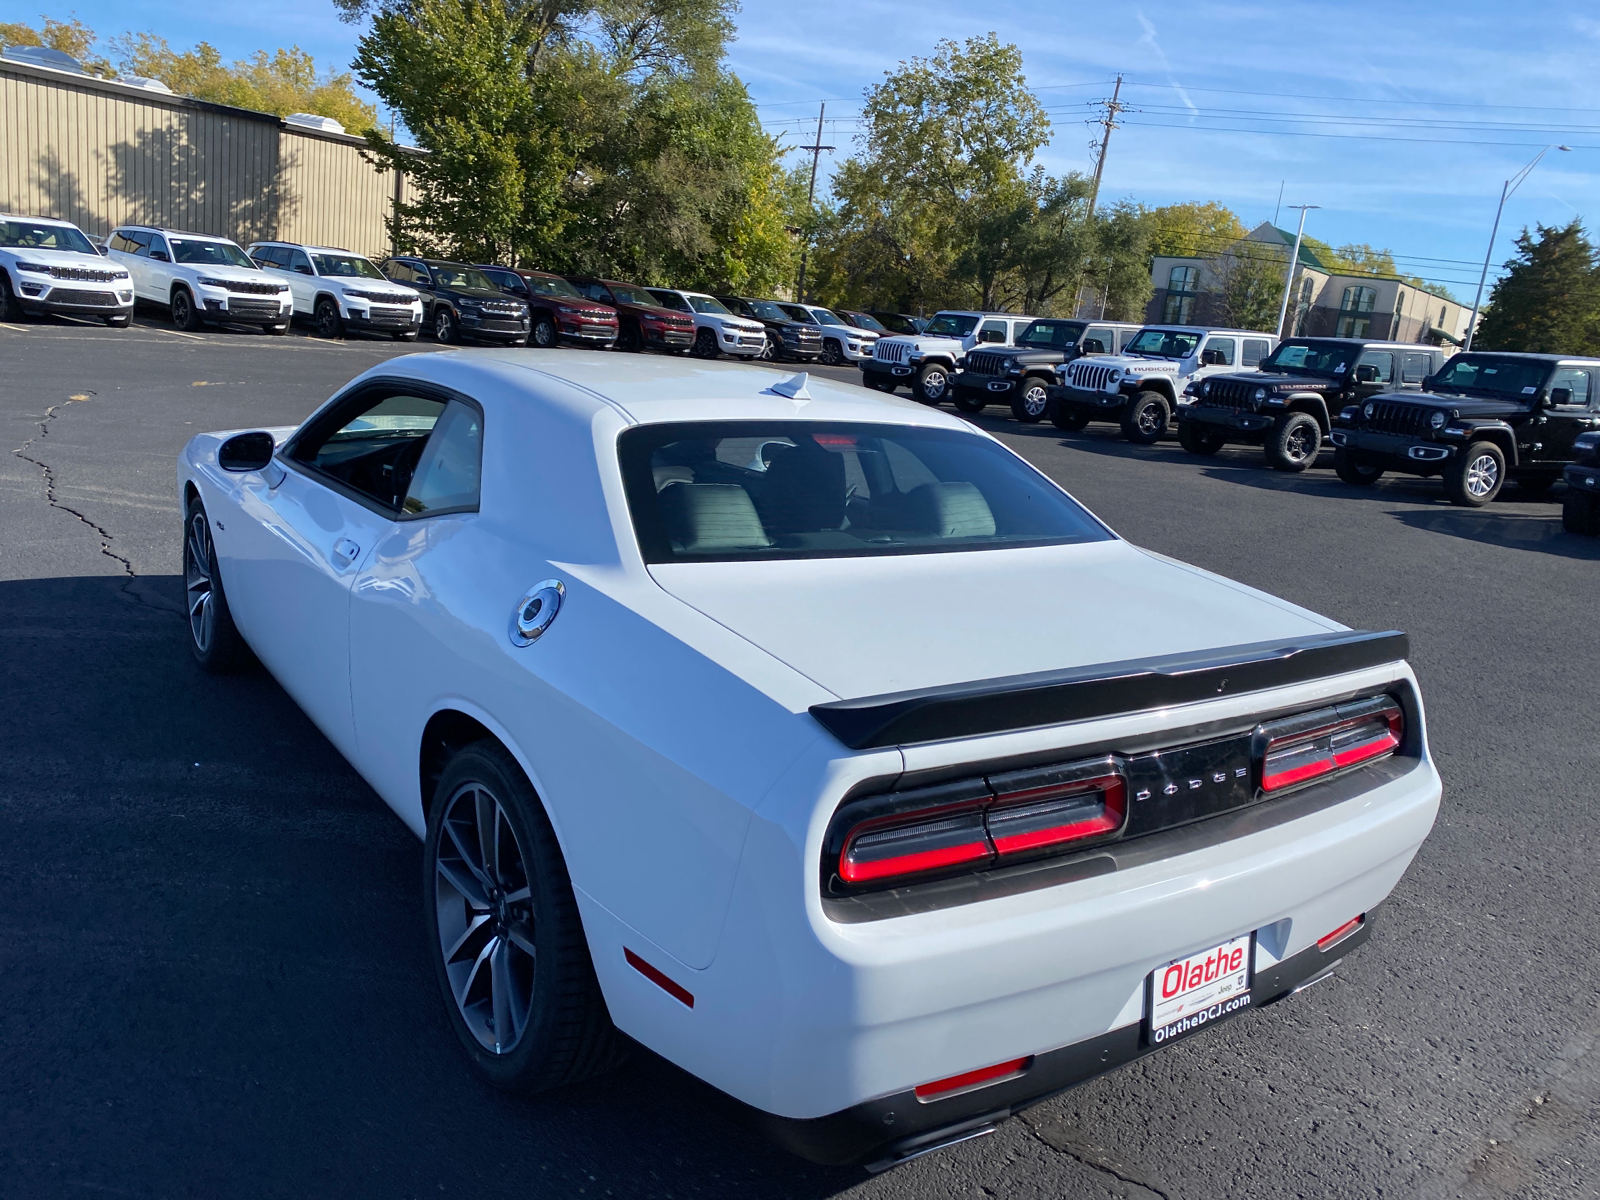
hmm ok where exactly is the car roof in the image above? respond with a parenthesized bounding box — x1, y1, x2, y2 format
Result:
(1449, 351, 1600, 364)
(0, 212, 79, 227)
(1280, 337, 1434, 350)
(251, 241, 361, 255)
(368, 351, 985, 431)
(1139, 325, 1275, 336)
(115, 224, 232, 241)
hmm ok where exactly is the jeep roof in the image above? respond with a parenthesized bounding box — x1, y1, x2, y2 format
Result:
(1442, 351, 1600, 365)
(1137, 324, 1275, 337)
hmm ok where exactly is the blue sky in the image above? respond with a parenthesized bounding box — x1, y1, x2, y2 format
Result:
(28, 0, 1600, 300)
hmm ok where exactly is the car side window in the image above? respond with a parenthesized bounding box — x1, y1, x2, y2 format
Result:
(979, 320, 1007, 344)
(1357, 350, 1394, 383)
(1204, 338, 1236, 365)
(382, 261, 412, 284)
(286, 249, 315, 276)
(111, 231, 147, 254)
(1086, 326, 1114, 354)
(651, 291, 691, 311)
(1117, 328, 1139, 352)
(402, 400, 483, 517)
(487, 270, 525, 296)
(290, 390, 449, 512)
(1549, 368, 1592, 408)
(1242, 338, 1270, 366)
(147, 234, 170, 260)
(1401, 352, 1432, 384)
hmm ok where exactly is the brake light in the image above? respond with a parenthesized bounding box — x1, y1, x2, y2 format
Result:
(987, 773, 1125, 854)
(915, 1056, 1032, 1102)
(1258, 699, 1402, 793)
(839, 806, 991, 884)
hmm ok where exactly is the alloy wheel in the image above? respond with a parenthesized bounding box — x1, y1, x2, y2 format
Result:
(533, 316, 556, 348)
(435, 781, 537, 1055)
(184, 510, 215, 654)
(1466, 452, 1500, 499)
(1285, 423, 1315, 462)
(1138, 403, 1164, 434)
(923, 370, 947, 400)
(1022, 385, 1048, 418)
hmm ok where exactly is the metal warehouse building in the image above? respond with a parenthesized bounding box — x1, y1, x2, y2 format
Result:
(1, 57, 417, 260)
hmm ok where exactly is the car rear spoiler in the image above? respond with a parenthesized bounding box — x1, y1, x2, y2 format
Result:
(808, 629, 1409, 750)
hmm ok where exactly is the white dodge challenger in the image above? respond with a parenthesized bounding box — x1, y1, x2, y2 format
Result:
(177, 352, 1440, 1169)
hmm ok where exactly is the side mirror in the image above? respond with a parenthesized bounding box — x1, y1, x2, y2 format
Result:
(1421, 374, 1437, 390)
(218, 431, 276, 472)
(1201, 348, 1225, 366)
(1081, 338, 1106, 354)
(1355, 364, 1379, 383)
(148, 250, 170, 262)
(1549, 386, 1574, 407)
(979, 330, 1003, 343)
(293, 264, 314, 276)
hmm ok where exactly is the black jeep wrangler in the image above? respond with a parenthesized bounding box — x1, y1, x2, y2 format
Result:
(1330, 352, 1600, 506)
(1561, 430, 1600, 535)
(1177, 339, 1445, 472)
(948, 318, 1137, 422)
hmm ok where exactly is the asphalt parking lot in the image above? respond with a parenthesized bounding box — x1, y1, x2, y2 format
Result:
(2, 312, 1598, 1199)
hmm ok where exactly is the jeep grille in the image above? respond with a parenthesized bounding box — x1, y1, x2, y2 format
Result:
(966, 351, 1011, 377)
(874, 340, 909, 364)
(1065, 361, 1118, 392)
(1200, 380, 1259, 411)
(1363, 401, 1431, 436)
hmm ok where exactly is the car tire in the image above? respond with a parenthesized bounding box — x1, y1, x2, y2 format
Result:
(1010, 379, 1050, 423)
(1333, 447, 1384, 486)
(913, 362, 950, 405)
(1177, 421, 1225, 456)
(692, 327, 719, 359)
(1121, 391, 1169, 444)
(952, 388, 986, 413)
(1051, 404, 1090, 432)
(821, 338, 844, 366)
(183, 497, 255, 673)
(106, 312, 131, 328)
(265, 322, 289, 336)
(618, 323, 643, 353)
(531, 313, 558, 349)
(1562, 488, 1600, 536)
(759, 331, 779, 361)
(0, 272, 25, 322)
(1445, 440, 1505, 507)
(434, 307, 459, 344)
(424, 739, 629, 1093)
(171, 287, 203, 332)
(1267, 412, 1321, 472)
(314, 298, 344, 339)
(394, 329, 420, 342)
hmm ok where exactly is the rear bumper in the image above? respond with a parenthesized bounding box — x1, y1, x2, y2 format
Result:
(755, 917, 1375, 1167)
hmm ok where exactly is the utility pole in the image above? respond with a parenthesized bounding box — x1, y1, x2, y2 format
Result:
(1465, 144, 1571, 350)
(794, 103, 834, 302)
(1074, 75, 1125, 317)
(1274, 204, 1320, 337)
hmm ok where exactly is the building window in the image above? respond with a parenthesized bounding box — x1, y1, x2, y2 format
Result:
(1336, 285, 1378, 338)
(1439, 305, 1447, 328)
(1336, 316, 1372, 338)
(1163, 264, 1198, 324)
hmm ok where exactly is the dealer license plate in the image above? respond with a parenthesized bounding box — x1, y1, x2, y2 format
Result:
(1146, 934, 1253, 1046)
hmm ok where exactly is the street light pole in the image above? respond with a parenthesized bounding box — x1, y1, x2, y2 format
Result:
(1464, 144, 1571, 351)
(1274, 204, 1320, 338)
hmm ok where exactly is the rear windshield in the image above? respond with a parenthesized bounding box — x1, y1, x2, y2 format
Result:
(1432, 356, 1548, 397)
(620, 421, 1111, 563)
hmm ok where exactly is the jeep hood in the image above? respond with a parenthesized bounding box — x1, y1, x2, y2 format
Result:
(649, 540, 1340, 700)
(1376, 392, 1526, 417)
(12, 248, 121, 271)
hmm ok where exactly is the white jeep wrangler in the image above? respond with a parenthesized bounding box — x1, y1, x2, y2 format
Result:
(861, 310, 1037, 404)
(1046, 325, 1277, 443)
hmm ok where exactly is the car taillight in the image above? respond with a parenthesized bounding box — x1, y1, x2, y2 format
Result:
(835, 759, 1125, 887)
(1257, 697, 1402, 793)
(914, 1055, 1032, 1102)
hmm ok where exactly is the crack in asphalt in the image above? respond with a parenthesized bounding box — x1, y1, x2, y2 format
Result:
(11, 392, 135, 578)
(1016, 1113, 1172, 1199)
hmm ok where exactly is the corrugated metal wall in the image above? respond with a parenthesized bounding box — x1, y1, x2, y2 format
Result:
(0, 62, 416, 260)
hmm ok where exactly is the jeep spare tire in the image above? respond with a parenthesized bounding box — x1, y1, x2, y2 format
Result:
(1121, 391, 1169, 444)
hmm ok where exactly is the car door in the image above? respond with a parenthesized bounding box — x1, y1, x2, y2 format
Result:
(111, 231, 153, 298)
(222, 383, 447, 758)
(976, 319, 1007, 347)
(1540, 367, 1600, 464)
(1084, 325, 1116, 355)
(1400, 351, 1432, 390)
(144, 233, 175, 300)
(282, 247, 318, 314)
(1353, 349, 1395, 400)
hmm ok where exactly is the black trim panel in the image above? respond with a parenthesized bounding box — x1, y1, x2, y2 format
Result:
(749, 914, 1375, 1167)
(808, 629, 1409, 750)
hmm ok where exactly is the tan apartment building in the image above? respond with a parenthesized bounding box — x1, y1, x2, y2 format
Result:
(1147, 223, 1472, 345)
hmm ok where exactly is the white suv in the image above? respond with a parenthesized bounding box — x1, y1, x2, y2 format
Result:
(0, 213, 134, 327)
(862, 310, 1038, 404)
(1047, 325, 1278, 444)
(645, 288, 767, 359)
(247, 241, 424, 341)
(784, 303, 881, 366)
(108, 225, 292, 334)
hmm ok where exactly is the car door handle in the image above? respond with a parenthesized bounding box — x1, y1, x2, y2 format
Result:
(332, 536, 361, 567)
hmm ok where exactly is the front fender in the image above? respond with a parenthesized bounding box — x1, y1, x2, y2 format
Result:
(1455, 420, 1520, 465)
(1283, 394, 1332, 431)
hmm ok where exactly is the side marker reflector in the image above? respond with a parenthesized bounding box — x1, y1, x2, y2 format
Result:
(914, 1055, 1032, 1102)
(625, 948, 694, 1008)
(1317, 914, 1365, 952)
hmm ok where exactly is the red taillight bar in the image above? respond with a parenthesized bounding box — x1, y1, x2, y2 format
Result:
(838, 808, 992, 884)
(1317, 914, 1365, 952)
(1259, 700, 1403, 794)
(987, 774, 1126, 855)
(914, 1055, 1032, 1102)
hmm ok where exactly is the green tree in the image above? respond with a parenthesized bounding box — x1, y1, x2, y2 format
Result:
(1475, 220, 1600, 354)
(1142, 201, 1246, 259)
(1207, 247, 1286, 332)
(112, 34, 377, 131)
(0, 15, 114, 76)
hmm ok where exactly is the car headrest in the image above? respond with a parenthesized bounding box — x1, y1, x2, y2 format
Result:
(907, 481, 996, 538)
(658, 483, 772, 554)
(758, 442, 847, 535)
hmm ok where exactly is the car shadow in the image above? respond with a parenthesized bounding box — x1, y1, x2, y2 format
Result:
(1388, 507, 1600, 559)
(0, 574, 864, 1199)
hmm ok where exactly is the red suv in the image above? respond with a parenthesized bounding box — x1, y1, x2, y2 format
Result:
(476, 265, 620, 349)
(564, 277, 693, 353)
